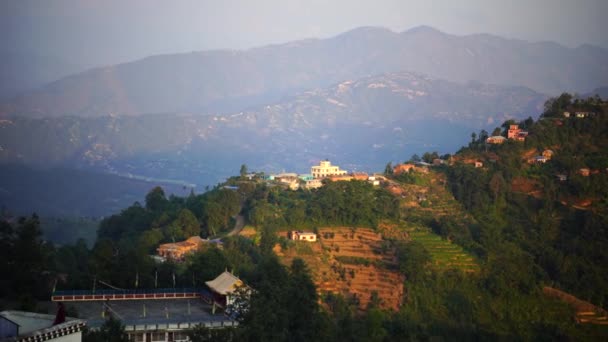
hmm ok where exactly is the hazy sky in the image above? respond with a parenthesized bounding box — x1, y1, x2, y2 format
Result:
(1, 0, 607, 67)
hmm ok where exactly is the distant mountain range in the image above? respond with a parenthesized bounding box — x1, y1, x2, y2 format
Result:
(0, 51, 87, 101)
(0, 71, 546, 190)
(1, 25, 604, 217)
(1, 26, 606, 118)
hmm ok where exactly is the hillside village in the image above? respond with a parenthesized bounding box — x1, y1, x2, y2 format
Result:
(235, 159, 382, 191)
(2, 93, 608, 341)
(149, 93, 607, 316)
(2, 0, 608, 338)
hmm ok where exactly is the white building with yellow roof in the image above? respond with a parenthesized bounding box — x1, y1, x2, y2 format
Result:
(311, 160, 347, 179)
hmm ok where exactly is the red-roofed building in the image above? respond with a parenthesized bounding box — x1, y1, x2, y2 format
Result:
(393, 163, 415, 175)
(508, 124, 528, 141)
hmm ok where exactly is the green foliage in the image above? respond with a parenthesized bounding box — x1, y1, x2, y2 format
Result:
(0, 215, 55, 300)
(394, 271, 580, 340)
(395, 241, 431, 282)
(442, 94, 608, 310)
(392, 169, 429, 185)
(385, 94, 608, 339)
(98, 186, 240, 242)
(173, 208, 200, 238)
(186, 247, 229, 287)
(483, 243, 543, 296)
(221, 236, 261, 276)
(236, 257, 330, 342)
(13, 103, 608, 341)
(82, 317, 129, 342)
(244, 180, 399, 229)
(145, 186, 168, 212)
(201, 189, 241, 236)
(39, 216, 99, 246)
(541, 92, 574, 118)
(422, 151, 439, 163)
(285, 259, 324, 342)
(384, 162, 393, 176)
(240, 164, 248, 179)
(54, 239, 91, 289)
(236, 255, 289, 341)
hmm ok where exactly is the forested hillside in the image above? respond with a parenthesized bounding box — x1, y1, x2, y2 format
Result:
(444, 93, 608, 307)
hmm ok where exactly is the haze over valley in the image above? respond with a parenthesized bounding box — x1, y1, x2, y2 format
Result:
(1, 25, 607, 216)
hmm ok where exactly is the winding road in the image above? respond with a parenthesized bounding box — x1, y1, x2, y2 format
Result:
(226, 214, 245, 237)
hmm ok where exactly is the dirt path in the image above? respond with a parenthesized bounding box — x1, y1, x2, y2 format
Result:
(226, 214, 245, 236)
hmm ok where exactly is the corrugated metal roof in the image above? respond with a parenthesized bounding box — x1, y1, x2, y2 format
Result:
(205, 272, 243, 296)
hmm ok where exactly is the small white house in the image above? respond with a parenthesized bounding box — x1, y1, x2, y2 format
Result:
(367, 176, 380, 186)
(289, 231, 317, 242)
(305, 179, 323, 189)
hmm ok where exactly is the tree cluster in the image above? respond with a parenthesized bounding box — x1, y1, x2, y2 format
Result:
(243, 180, 399, 229)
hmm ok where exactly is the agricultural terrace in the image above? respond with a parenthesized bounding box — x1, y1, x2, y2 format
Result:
(408, 229, 479, 273)
(274, 227, 403, 311)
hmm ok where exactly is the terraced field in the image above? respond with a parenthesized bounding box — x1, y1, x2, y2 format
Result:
(409, 229, 479, 273)
(394, 171, 475, 227)
(275, 227, 404, 311)
(385, 170, 480, 273)
(543, 287, 608, 325)
(267, 170, 480, 311)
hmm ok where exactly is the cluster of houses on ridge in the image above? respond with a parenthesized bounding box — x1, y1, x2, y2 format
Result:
(486, 109, 597, 145)
(480, 115, 604, 181)
(244, 160, 382, 191)
(156, 230, 319, 263)
(486, 124, 529, 144)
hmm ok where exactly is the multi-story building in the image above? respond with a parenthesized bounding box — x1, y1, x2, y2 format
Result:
(311, 160, 347, 179)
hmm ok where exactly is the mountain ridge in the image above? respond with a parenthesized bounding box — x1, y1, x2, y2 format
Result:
(0, 71, 546, 188)
(2, 26, 605, 118)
